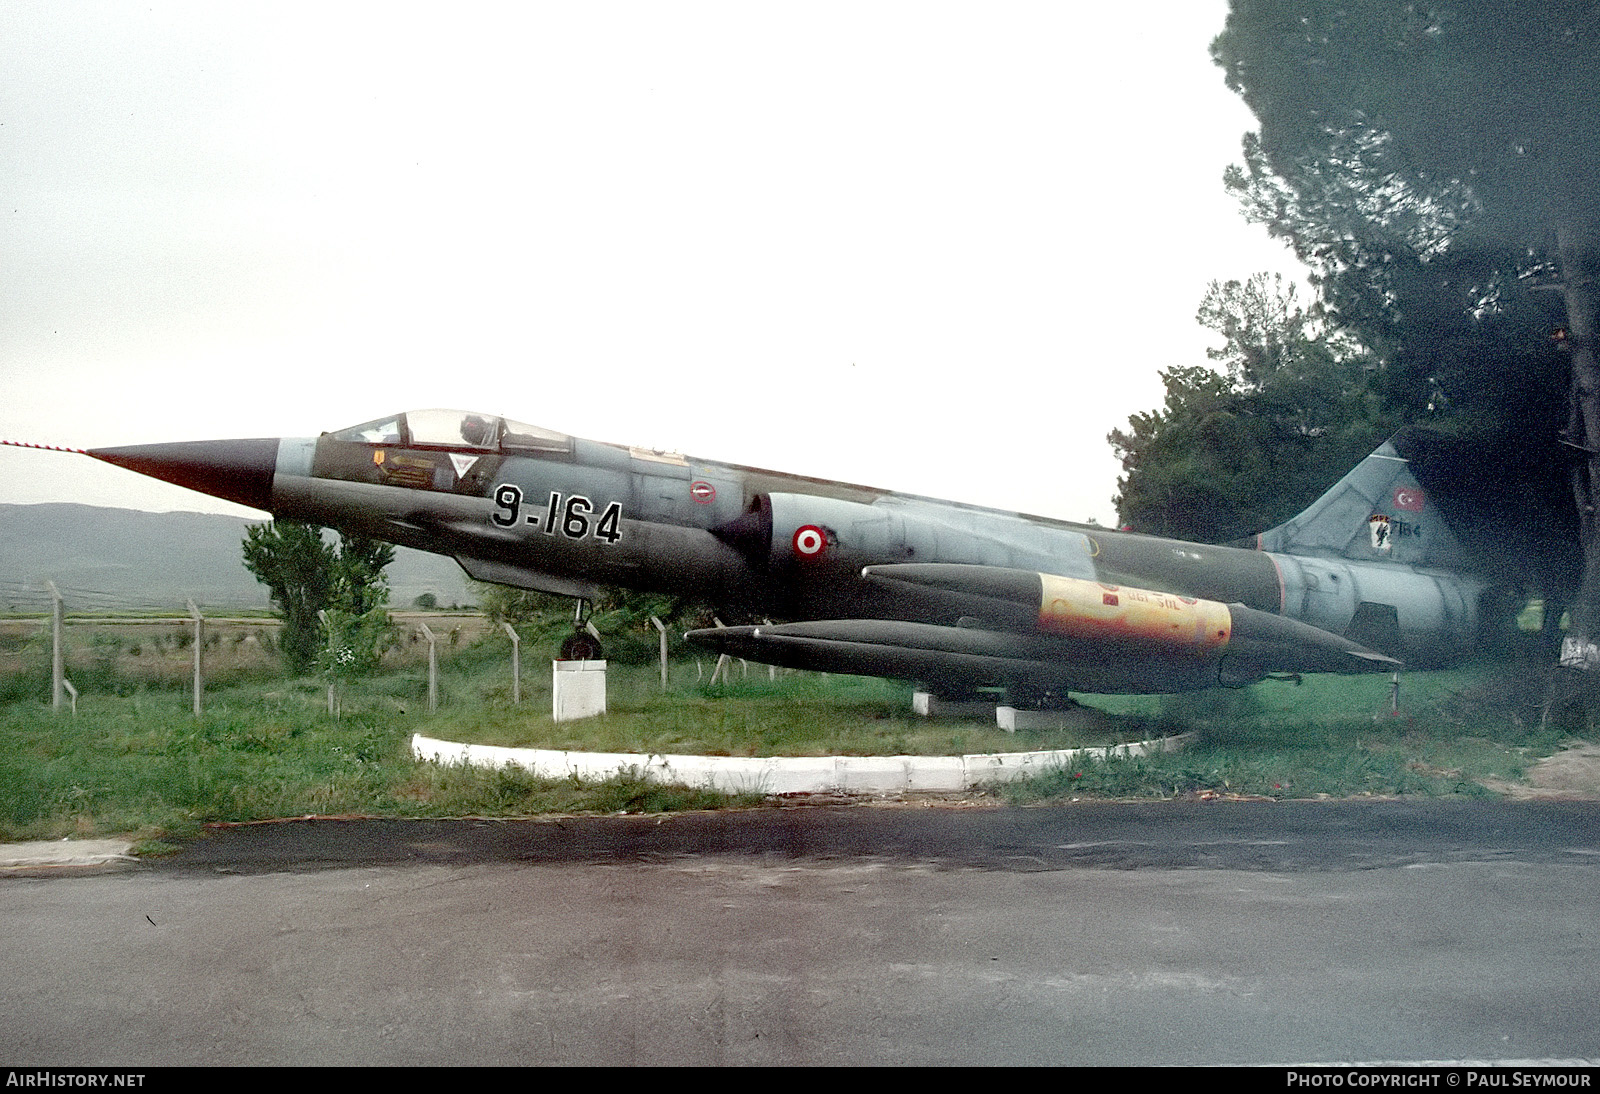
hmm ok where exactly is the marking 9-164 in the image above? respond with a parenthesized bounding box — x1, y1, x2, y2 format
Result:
(492, 484, 622, 543)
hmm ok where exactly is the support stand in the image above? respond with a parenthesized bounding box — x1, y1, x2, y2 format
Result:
(553, 659, 607, 721)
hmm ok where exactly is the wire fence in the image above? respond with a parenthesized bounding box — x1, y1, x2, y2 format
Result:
(0, 577, 269, 615)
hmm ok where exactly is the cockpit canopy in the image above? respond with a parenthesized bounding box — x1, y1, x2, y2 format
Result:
(329, 410, 571, 455)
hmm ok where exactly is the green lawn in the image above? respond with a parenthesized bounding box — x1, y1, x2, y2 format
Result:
(0, 621, 1577, 840)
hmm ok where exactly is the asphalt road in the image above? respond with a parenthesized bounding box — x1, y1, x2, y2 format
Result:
(3, 800, 1598, 1066)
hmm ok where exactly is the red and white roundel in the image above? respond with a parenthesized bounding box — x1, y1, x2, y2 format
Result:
(1393, 486, 1425, 512)
(792, 525, 827, 558)
(690, 480, 716, 504)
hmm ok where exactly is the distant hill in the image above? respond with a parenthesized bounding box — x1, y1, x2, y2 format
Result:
(0, 504, 476, 612)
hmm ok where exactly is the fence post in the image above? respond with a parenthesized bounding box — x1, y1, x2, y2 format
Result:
(649, 615, 668, 688)
(418, 621, 439, 713)
(501, 622, 521, 704)
(47, 581, 64, 712)
(187, 599, 204, 717)
(709, 617, 730, 685)
(317, 609, 336, 716)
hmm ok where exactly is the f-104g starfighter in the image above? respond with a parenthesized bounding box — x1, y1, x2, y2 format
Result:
(83, 408, 1490, 697)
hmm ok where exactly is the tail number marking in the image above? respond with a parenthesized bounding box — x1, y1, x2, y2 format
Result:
(492, 485, 622, 544)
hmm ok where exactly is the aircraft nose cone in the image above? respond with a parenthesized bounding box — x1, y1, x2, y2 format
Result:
(87, 438, 281, 511)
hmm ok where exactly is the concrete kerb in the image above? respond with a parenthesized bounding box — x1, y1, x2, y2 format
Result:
(0, 839, 136, 871)
(411, 732, 1197, 796)
(0, 736, 1196, 868)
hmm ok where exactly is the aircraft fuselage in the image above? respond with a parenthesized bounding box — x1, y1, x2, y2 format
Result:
(88, 409, 1488, 695)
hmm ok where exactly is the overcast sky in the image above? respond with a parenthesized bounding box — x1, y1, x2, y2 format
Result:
(0, 1, 1303, 524)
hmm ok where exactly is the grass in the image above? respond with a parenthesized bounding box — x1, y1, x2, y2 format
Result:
(0, 617, 1582, 840)
(1002, 665, 1568, 804)
(423, 665, 1145, 758)
(0, 679, 764, 842)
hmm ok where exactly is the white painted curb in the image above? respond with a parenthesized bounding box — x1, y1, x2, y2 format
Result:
(0, 839, 135, 869)
(411, 732, 1195, 796)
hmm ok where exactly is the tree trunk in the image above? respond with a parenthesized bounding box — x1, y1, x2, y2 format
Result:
(1552, 221, 1600, 726)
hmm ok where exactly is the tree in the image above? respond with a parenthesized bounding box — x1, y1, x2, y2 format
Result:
(330, 534, 395, 616)
(321, 533, 397, 676)
(1212, 0, 1600, 700)
(242, 521, 335, 673)
(241, 523, 394, 674)
(1223, 134, 1579, 601)
(476, 581, 709, 631)
(1110, 274, 1391, 542)
(474, 582, 568, 627)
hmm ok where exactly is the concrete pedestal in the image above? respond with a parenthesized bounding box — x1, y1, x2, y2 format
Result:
(553, 659, 607, 721)
(995, 705, 1093, 732)
(911, 691, 999, 719)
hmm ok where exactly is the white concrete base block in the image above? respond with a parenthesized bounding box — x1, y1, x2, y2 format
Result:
(912, 691, 998, 719)
(995, 705, 1098, 732)
(553, 660, 607, 721)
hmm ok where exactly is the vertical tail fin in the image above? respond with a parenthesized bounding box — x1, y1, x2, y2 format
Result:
(1254, 439, 1469, 569)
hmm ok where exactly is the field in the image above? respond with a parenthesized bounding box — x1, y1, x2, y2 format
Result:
(0, 611, 1582, 843)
